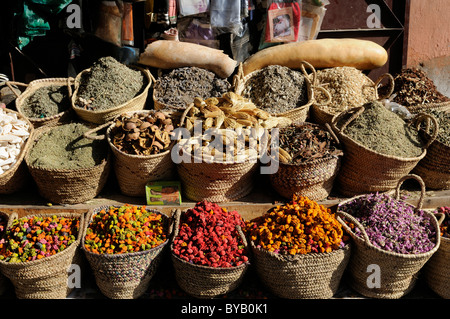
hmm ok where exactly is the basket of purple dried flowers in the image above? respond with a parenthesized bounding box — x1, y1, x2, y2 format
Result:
(336, 174, 441, 299)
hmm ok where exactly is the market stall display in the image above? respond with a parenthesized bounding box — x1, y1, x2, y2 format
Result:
(0, 211, 16, 295)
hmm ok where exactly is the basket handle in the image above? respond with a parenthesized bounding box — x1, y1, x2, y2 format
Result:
(394, 174, 425, 210)
(373, 73, 395, 100)
(434, 213, 446, 226)
(233, 63, 245, 93)
(179, 103, 194, 129)
(336, 212, 371, 244)
(67, 77, 75, 98)
(170, 209, 182, 242)
(5, 81, 28, 98)
(299, 60, 317, 86)
(83, 121, 112, 140)
(334, 105, 365, 133)
(411, 112, 439, 149)
(313, 84, 332, 106)
(324, 122, 340, 145)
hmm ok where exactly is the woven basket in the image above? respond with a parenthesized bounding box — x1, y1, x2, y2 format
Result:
(83, 110, 177, 197)
(336, 174, 441, 299)
(81, 205, 171, 299)
(170, 209, 250, 298)
(311, 73, 395, 126)
(8, 78, 74, 128)
(0, 212, 84, 299)
(331, 106, 438, 197)
(412, 109, 450, 190)
(71, 66, 154, 124)
(24, 125, 111, 204)
(234, 61, 317, 123)
(269, 122, 343, 201)
(0, 108, 34, 194)
(0, 211, 17, 295)
(424, 212, 450, 299)
(407, 100, 450, 114)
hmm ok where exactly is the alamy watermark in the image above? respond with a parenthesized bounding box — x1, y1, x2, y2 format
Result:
(367, 4, 382, 29)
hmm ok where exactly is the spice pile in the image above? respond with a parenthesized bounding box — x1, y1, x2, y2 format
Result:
(111, 111, 175, 155)
(245, 195, 347, 255)
(0, 108, 30, 175)
(22, 85, 70, 118)
(0, 215, 80, 262)
(339, 193, 437, 254)
(75, 56, 146, 111)
(435, 206, 450, 239)
(241, 64, 308, 114)
(154, 67, 231, 109)
(342, 101, 424, 158)
(27, 122, 108, 170)
(277, 123, 342, 164)
(314, 66, 377, 115)
(0, 215, 6, 237)
(84, 205, 167, 254)
(381, 68, 450, 107)
(172, 201, 249, 267)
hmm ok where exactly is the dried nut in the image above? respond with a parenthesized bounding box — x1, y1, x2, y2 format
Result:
(154, 112, 166, 120)
(139, 121, 152, 130)
(124, 121, 137, 131)
(278, 148, 292, 163)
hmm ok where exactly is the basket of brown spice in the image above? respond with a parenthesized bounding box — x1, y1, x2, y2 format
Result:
(234, 61, 320, 123)
(331, 101, 438, 197)
(7, 77, 74, 128)
(83, 109, 179, 197)
(269, 122, 343, 201)
(71, 56, 153, 124)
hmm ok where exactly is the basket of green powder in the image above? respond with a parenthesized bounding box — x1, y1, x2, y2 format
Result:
(72, 56, 153, 124)
(330, 100, 438, 197)
(25, 122, 111, 204)
(11, 77, 74, 128)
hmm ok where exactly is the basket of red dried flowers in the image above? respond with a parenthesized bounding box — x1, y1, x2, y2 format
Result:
(336, 174, 441, 299)
(170, 201, 250, 298)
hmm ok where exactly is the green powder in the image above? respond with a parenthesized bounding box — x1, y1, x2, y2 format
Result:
(343, 101, 424, 158)
(22, 85, 70, 118)
(28, 123, 108, 170)
(76, 56, 145, 111)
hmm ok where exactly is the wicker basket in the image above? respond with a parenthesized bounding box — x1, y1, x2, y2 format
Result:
(336, 175, 441, 299)
(7, 78, 74, 128)
(311, 73, 395, 126)
(83, 110, 177, 197)
(71, 66, 154, 124)
(170, 209, 250, 298)
(234, 61, 317, 123)
(424, 212, 450, 299)
(0, 212, 84, 299)
(412, 109, 450, 190)
(25, 125, 111, 204)
(407, 100, 450, 115)
(81, 205, 171, 299)
(0, 211, 17, 296)
(269, 122, 343, 201)
(331, 106, 438, 197)
(0, 108, 34, 194)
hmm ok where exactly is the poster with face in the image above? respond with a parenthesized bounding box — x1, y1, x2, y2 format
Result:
(267, 7, 295, 42)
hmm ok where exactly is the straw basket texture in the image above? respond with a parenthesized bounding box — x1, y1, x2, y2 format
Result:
(311, 73, 394, 126)
(407, 100, 450, 115)
(25, 125, 111, 204)
(331, 107, 438, 197)
(0, 212, 84, 299)
(336, 175, 441, 299)
(81, 205, 171, 299)
(170, 209, 250, 298)
(250, 240, 350, 299)
(83, 110, 177, 197)
(71, 66, 153, 124)
(0, 108, 34, 194)
(412, 109, 450, 190)
(234, 61, 318, 123)
(0, 211, 17, 295)
(8, 78, 74, 128)
(269, 123, 343, 201)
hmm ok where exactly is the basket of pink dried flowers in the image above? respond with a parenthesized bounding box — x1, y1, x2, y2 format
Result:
(336, 174, 441, 299)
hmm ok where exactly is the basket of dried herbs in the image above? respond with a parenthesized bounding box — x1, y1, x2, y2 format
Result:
(83, 109, 179, 197)
(311, 66, 394, 126)
(269, 122, 343, 201)
(331, 100, 438, 197)
(25, 122, 111, 204)
(412, 109, 450, 190)
(234, 61, 317, 123)
(72, 56, 153, 124)
(153, 67, 231, 111)
(245, 195, 351, 299)
(423, 206, 450, 299)
(9, 78, 74, 128)
(336, 174, 440, 299)
(0, 211, 17, 296)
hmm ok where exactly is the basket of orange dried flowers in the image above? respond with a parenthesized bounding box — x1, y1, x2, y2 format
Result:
(244, 195, 351, 299)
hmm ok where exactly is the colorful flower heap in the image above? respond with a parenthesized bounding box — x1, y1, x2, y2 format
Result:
(435, 206, 450, 239)
(245, 195, 347, 255)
